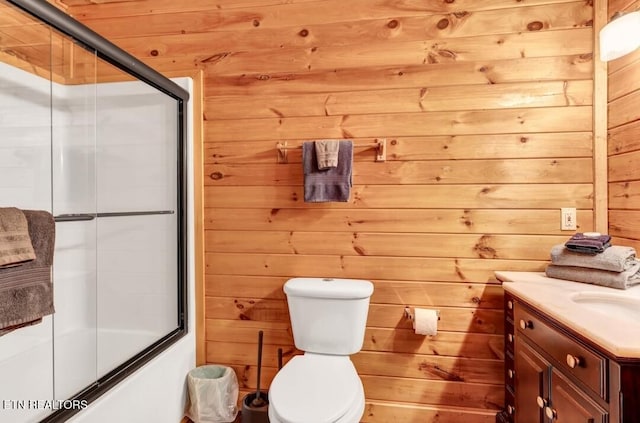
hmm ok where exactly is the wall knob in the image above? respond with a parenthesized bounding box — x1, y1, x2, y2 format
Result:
(566, 354, 581, 369)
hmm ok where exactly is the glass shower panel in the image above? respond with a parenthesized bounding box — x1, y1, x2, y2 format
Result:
(1, 1, 187, 419)
(93, 59, 179, 377)
(0, 2, 54, 421)
(50, 32, 98, 401)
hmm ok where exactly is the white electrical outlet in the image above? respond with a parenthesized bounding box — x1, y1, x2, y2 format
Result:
(561, 208, 577, 231)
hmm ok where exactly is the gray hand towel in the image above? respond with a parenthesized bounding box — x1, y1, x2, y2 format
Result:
(550, 244, 637, 273)
(303, 140, 353, 202)
(0, 210, 55, 332)
(545, 262, 640, 290)
(0, 207, 36, 267)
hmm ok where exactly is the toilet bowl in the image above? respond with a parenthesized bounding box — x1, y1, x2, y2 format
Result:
(268, 354, 364, 423)
(269, 278, 373, 423)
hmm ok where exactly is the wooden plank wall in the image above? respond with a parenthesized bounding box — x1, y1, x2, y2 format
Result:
(607, 0, 640, 251)
(59, 1, 596, 421)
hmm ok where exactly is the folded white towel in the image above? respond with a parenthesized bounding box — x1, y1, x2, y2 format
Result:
(314, 140, 340, 170)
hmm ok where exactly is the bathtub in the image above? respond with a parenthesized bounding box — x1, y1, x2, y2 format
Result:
(0, 324, 163, 423)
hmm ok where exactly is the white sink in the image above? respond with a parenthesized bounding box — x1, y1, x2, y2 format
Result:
(570, 291, 640, 321)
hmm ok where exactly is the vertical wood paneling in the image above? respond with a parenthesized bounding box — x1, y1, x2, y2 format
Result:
(56, 0, 596, 421)
(607, 0, 640, 249)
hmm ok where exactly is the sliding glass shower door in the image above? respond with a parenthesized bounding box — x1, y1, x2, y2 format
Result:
(0, 5, 59, 422)
(92, 65, 180, 380)
(0, 1, 188, 421)
(50, 28, 99, 403)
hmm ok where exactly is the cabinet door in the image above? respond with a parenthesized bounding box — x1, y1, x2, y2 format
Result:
(515, 337, 549, 423)
(547, 368, 607, 423)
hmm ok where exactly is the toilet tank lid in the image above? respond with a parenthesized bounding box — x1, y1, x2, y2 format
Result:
(284, 278, 374, 299)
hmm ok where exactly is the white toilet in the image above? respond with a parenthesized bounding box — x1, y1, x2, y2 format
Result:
(268, 277, 374, 423)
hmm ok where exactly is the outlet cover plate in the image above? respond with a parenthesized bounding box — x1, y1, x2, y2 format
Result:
(561, 208, 577, 231)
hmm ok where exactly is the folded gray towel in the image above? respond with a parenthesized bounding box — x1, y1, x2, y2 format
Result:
(545, 262, 640, 290)
(0, 207, 36, 267)
(550, 244, 637, 272)
(303, 140, 353, 202)
(0, 210, 55, 332)
(315, 140, 340, 169)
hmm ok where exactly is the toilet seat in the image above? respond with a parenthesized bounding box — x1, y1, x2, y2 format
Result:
(269, 354, 363, 423)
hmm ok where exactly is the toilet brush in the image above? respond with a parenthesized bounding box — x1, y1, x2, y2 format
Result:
(241, 330, 269, 423)
(251, 330, 267, 408)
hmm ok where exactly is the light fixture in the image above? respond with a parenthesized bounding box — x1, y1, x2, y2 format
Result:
(600, 10, 640, 61)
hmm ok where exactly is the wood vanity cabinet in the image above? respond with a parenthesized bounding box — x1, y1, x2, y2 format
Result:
(514, 338, 606, 423)
(497, 293, 640, 423)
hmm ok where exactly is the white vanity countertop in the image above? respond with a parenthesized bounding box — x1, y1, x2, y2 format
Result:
(496, 271, 640, 359)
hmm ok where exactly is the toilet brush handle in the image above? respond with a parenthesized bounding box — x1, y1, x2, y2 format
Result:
(256, 330, 264, 399)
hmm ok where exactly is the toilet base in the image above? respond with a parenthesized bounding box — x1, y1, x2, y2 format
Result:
(268, 386, 364, 423)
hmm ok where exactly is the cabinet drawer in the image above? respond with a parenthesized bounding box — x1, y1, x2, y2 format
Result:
(515, 303, 606, 399)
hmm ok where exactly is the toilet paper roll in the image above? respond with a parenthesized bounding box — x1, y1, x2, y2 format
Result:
(412, 308, 438, 336)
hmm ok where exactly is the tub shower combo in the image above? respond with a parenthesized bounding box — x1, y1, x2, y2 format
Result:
(0, 1, 189, 422)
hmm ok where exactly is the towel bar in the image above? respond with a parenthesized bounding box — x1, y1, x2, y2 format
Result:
(276, 139, 386, 163)
(54, 210, 174, 222)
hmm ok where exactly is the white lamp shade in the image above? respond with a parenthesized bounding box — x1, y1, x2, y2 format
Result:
(600, 10, 640, 61)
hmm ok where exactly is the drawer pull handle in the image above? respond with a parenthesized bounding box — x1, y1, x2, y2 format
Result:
(507, 404, 515, 415)
(508, 334, 514, 343)
(519, 319, 533, 330)
(508, 369, 515, 379)
(545, 406, 558, 420)
(566, 354, 582, 369)
(536, 396, 548, 409)
(507, 300, 513, 310)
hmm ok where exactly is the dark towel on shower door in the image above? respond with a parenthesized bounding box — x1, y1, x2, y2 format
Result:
(0, 210, 55, 333)
(303, 140, 353, 202)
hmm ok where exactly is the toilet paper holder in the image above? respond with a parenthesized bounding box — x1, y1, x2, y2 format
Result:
(404, 306, 440, 321)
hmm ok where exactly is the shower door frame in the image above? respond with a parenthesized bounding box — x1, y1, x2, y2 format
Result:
(5, 1, 190, 421)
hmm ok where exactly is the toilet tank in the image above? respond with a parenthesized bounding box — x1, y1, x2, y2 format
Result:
(284, 278, 374, 355)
